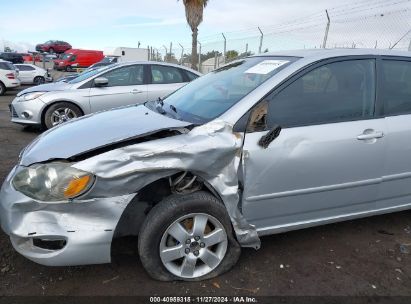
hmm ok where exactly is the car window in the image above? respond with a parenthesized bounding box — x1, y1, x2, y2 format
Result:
(381, 60, 411, 116)
(0, 62, 15, 70)
(16, 65, 34, 71)
(184, 70, 199, 81)
(15, 65, 27, 71)
(151, 65, 184, 84)
(258, 59, 375, 129)
(101, 65, 144, 87)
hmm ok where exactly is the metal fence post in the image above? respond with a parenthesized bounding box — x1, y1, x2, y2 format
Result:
(170, 42, 173, 60)
(162, 45, 167, 61)
(178, 43, 184, 65)
(245, 43, 248, 55)
(409, 39, 411, 51)
(198, 41, 202, 73)
(222, 33, 226, 63)
(322, 10, 330, 49)
(258, 27, 264, 53)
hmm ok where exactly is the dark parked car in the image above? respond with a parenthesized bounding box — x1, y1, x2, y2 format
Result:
(0, 52, 24, 64)
(35, 40, 72, 54)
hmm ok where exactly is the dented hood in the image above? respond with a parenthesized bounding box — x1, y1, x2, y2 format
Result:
(20, 105, 191, 166)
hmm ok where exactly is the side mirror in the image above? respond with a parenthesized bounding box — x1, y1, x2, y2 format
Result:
(258, 125, 281, 149)
(94, 77, 109, 87)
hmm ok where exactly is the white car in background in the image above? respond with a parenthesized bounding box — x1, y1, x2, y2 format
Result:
(14, 64, 52, 85)
(0, 60, 20, 95)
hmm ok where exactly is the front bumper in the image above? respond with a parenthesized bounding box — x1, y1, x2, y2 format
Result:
(0, 166, 136, 266)
(9, 96, 45, 125)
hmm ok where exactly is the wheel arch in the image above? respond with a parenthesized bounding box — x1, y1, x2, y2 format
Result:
(41, 100, 85, 126)
(0, 81, 6, 95)
(112, 171, 226, 240)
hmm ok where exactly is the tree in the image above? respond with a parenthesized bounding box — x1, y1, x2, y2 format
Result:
(239, 51, 253, 58)
(225, 50, 239, 61)
(201, 50, 222, 61)
(179, 0, 209, 70)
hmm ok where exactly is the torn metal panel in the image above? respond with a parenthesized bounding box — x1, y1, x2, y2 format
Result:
(74, 120, 261, 248)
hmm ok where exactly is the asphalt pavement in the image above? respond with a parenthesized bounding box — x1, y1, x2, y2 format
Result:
(0, 83, 411, 297)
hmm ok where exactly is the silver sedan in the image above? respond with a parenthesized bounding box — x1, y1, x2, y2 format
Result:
(2, 49, 411, 281)
(9, 61, 201, 129)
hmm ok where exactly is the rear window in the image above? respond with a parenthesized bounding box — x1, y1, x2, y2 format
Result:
(381, 60, 411, 116)
(0, 62, 15, 70)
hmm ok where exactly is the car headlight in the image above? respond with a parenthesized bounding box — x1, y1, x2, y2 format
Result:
(20, 92, 47, 102)
(12, 162, 94, 201)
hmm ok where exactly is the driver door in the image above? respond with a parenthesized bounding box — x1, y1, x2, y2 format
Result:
(89, 64, 148, 112)
(241, 58, 387, 231)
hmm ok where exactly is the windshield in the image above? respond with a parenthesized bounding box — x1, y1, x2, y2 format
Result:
(158, 56, 297, 124)
(68, 65, 116, 84)
(61, 54, 72, 60)
(100, 56, 117, 63)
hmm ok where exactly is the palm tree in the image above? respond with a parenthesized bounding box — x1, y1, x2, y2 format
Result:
(179, 0, 208, 70)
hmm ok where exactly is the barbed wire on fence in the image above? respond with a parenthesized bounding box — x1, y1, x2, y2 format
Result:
(149, 0, 411, 72)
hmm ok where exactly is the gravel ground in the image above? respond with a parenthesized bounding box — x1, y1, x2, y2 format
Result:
(0, 83, 411, 297)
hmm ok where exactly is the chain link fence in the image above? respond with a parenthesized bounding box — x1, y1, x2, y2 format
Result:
(150, 0, 411, 73)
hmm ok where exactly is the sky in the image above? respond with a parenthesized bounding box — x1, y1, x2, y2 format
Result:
(0, 0, 410, 55)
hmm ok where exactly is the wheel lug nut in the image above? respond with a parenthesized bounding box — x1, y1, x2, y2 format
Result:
(185, 248, 190, 254)
(194, 236, 200, 241)
(186, 239, 191, 244)
(200, 242, 205, 248)
(193, 250, 199, 256)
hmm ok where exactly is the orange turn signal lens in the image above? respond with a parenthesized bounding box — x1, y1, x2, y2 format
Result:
(64, 175, 92, 198)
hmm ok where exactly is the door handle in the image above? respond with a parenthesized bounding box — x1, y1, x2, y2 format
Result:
(131, 89, 143, 94)
(357, 130, 384, 140)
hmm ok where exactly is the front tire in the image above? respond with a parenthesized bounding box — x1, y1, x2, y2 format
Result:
(33, 76, 45, 86)
(43, 102, 82, 129)
(0, 82, 5, 96)
(138, 191, 241, 281)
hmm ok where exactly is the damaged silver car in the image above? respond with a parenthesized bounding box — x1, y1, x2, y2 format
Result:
(2, 49, 411, 281)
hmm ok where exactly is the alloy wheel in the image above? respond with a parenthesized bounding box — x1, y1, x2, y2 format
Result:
(159, 213, 228, 279)
(50, 107, 78, 126)
(34, 77, 45, 85)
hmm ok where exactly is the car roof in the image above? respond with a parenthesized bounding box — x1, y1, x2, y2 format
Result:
(115, 61, 202, 75)
(254, 48, 411, 60)
(15, 63, 36, 67)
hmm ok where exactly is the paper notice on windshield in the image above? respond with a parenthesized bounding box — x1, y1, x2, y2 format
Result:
(244, 60, 289, 74)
